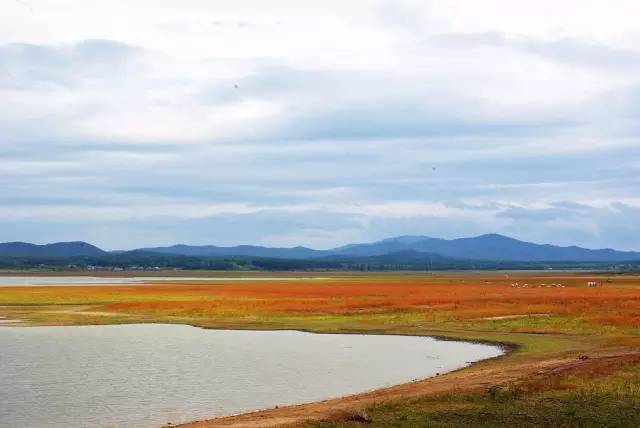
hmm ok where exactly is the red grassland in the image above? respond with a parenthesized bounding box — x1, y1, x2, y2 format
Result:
(92, 274, 640, 330)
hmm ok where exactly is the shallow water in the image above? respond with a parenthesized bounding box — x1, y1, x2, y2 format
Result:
(0, 324, 503, 428)
(0, 276, 326, 286)
(0, 276, 142, 286)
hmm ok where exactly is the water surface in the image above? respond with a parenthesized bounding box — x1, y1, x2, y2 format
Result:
(0, 276, 327, 286)
(0, 276, 142, 286)
(0, 324, 503, 428)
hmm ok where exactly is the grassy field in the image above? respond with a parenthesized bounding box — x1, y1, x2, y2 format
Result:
(1, 272, 639, 427)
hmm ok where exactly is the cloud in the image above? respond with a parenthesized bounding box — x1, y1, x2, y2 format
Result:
(430, 32, 640, 70)
(496, 206, 585, 222)
(0, 1, 640, 250)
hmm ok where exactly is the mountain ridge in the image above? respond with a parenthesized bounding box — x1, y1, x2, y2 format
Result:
(0, 241, 105, 257)
(331, 233, 640, 261)
(0, 234, 638, 262)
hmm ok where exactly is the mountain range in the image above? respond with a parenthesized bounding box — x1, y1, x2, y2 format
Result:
(1, 234, 639, 262)
(0, 241, 105, 258)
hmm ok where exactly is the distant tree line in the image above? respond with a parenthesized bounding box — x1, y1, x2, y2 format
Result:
(0, 251, 639, 272)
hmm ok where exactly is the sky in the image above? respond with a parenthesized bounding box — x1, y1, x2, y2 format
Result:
(1, 0, 639, 250)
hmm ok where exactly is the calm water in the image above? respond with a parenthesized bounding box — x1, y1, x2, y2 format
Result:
(0, 325, 503, 428)
(0, 276, 326, 286)
(0, 276, 142, 286)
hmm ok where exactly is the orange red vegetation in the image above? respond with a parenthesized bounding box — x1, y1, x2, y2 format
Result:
(89, 274, 640, 331)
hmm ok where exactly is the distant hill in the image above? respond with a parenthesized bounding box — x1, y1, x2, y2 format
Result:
(330, 234, 640, 262)
(131, 234, 640, 261)
(1, 234, 638, 262)
(335, 250, 448, 261)
(139, 244, 324, 259)
(0, 241, 105, 257)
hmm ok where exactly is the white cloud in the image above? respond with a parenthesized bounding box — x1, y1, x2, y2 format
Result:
(1, 1, 639, 249)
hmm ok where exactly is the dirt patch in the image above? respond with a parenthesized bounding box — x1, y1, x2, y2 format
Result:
(46, 310, 123, 317)
(0, 319, 23, 324)
(474, 313, 551, 321)
(0, 315, 23, 325)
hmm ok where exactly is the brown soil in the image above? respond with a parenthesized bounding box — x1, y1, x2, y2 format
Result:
(473, 313, 551, 321)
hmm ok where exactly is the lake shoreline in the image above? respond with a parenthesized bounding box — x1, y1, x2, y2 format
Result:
(176, 347, 638, 428)
(172, 327, 515, 428)
(0, 322, 505, 428)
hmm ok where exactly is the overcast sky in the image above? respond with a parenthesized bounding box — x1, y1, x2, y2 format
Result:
(1, 0, 639, 250)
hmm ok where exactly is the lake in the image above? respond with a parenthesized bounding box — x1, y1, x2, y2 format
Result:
(0, 276, 327, 286)
(0, 324, 503, 428)
(0, 276, 142, 286)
